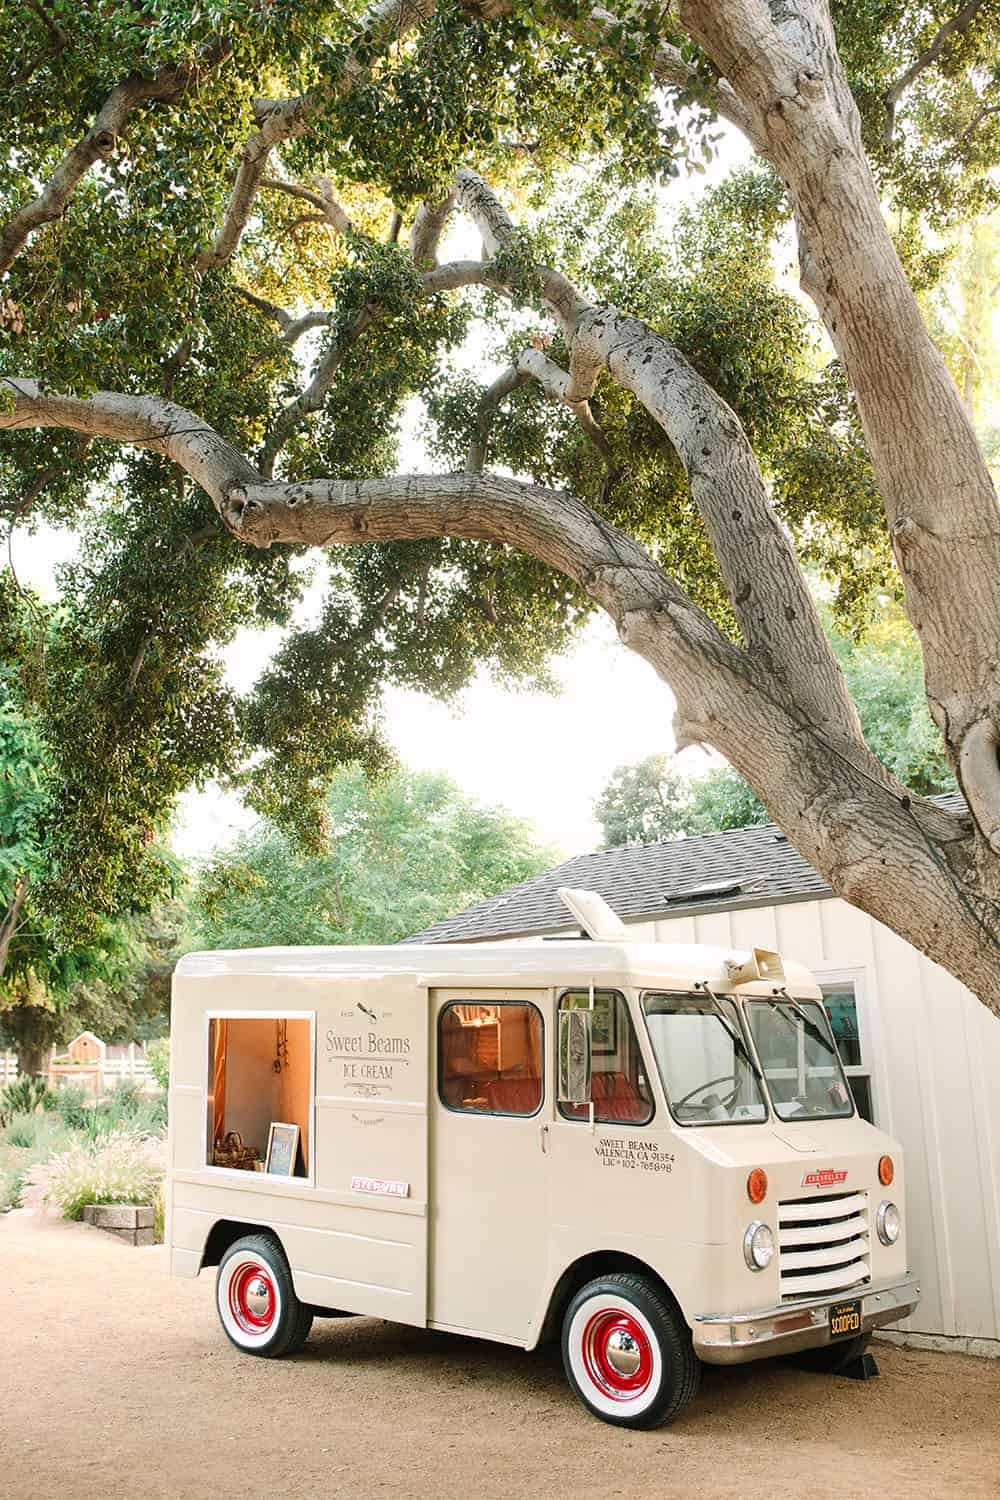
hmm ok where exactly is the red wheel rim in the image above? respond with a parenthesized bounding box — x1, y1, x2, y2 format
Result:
(580, 1308, 654, 1401)
(229, 1261, 277, 1335)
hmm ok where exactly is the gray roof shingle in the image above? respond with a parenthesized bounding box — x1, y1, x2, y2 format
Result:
(405, 792, 966, 944)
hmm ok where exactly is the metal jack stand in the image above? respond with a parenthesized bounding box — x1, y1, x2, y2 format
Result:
(839, 1350, 880, 1380)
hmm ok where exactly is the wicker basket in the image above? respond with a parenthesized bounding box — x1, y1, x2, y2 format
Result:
(213, 1130, 259, 1170)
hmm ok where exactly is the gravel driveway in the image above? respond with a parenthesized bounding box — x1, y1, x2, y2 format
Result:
(3, 1213, 998, 1500)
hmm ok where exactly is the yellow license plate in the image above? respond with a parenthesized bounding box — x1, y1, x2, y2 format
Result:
(829, 1298, 862, 1340)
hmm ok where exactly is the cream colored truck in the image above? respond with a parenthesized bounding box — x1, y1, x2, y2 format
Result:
(167, 888, 918, 1428)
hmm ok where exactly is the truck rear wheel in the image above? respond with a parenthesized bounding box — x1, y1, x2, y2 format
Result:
(561, 1273, 700, 1428)
(216, 1233, 313, 1358)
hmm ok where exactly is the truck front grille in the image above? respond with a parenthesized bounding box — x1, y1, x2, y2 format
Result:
(777, 1190, 870, 1301)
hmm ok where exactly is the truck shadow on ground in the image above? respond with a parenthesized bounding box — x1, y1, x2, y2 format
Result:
(294, 1313, 883, 1433)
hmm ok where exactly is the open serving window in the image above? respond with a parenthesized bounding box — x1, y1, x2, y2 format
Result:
(206, 1014, 314, 1179)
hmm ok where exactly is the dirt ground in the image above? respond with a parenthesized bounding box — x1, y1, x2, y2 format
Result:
(4, 1213, 999, 1500)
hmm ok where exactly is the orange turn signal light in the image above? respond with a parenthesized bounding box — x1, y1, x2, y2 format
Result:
(878, 1154, 894, 1186)
(747, 1168, 768, 1204)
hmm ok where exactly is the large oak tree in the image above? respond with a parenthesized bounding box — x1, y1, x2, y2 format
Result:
(4, 0, 1000, 1012)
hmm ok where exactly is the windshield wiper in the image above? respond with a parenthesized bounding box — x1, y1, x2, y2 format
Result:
(696, 983, 764, 1082)
(772, 994, 837, 1056)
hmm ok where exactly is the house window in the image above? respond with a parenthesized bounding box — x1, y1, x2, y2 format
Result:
(558, 989, 654, 1125)
(207, 1016, 313, 1177)
(819, 979, 875, 1124)
(438, 1002, 543, 1116)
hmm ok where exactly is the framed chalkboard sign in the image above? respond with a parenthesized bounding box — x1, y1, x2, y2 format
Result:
(264, 1121, 300, 1177)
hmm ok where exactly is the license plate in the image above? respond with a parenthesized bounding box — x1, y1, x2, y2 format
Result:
(829, 1298, 862, 1340)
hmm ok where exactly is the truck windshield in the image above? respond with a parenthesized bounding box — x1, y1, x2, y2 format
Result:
(744, 998, 854, 1121)
(642, 993, 767, 1125)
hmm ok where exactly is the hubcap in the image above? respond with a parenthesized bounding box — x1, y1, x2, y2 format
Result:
(581, 1308, 654, 1402)
(229, 1261, 277, 1335)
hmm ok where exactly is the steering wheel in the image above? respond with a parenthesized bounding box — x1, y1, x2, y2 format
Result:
(674, 1072, 741, 1111)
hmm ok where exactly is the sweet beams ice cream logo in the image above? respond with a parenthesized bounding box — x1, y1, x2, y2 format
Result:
(325, 1003, 412, 1097)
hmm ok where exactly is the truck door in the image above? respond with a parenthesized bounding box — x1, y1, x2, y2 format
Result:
(429, 988, 550, 1344)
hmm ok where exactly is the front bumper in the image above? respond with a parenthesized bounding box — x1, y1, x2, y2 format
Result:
(692, 1274, 920, 1365)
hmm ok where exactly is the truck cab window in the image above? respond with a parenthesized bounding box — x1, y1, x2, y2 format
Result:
(642, 993, 766, 1126)
(558, 990, 654, 1125)
(438, 1002, 543, 1115)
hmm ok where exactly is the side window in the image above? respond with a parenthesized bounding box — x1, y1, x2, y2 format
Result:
(207, 1016, 313, 1177)
(438, 1002, 543, 1116)
(558, 990, 654, 1125)
(820, 979, 875, 1124)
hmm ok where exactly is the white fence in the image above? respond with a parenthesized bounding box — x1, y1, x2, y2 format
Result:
(1, 1050, 155, 1088)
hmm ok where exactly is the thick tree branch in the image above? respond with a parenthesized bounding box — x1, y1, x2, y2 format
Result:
(452, 168, 863, 753)
(0, 39, 231, 275)
(680, 0, 1000, 851)
(1, 379, 259, 508)
(0, 876, 29, 981)
(409, 191, 457, 266)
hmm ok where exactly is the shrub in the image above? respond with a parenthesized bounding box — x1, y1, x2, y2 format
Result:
(0, 1168, 25, 1211)
(25, 1131, 166, 1220)
(1, 1076, 56, 1117)
(54, 1083, 92, 1130)
(146, 1037, 170, 1091)
(2, 1112, 73, 1153)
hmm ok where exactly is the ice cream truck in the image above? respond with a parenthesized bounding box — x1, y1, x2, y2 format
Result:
(166, 888, 918, 1428)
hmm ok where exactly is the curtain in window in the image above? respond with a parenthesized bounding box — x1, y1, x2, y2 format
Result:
(212, 1018, 228, 1147)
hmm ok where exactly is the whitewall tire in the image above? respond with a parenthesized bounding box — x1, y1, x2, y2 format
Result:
(562, 1273, 700, 1428)
(216, 1234, 313, 1358)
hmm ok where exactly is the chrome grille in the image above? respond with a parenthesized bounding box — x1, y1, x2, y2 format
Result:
(777, 1190, 870, 1301)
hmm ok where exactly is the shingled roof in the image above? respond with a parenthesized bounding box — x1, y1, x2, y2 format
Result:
(404, 792, 967, 944)
(404, 819, 830, 944)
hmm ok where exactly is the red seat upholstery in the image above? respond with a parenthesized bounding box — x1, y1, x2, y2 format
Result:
(565, 1070, 650, 1122)
(485, 1076, 542, 1115)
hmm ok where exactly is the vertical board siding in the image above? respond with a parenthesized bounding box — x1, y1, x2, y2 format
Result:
(651, 897, 1000, 1343)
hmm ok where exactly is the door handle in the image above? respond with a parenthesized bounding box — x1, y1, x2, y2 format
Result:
(539, 1123, 549, 1154)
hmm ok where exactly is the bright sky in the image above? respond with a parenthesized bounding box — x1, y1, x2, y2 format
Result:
(9, 131, 755, 864)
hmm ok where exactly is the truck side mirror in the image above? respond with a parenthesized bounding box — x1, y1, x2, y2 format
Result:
(558, 1008, 592, 1105)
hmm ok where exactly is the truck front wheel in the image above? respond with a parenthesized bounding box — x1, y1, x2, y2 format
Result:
(562, 1273, 700, 1428)
(216, 1233, 313, 1358)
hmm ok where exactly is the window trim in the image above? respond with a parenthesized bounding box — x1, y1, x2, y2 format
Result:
(203, 1009, 317, 1187)
(641, 990, 770, 1128)
(556, 987, 655, 1127)
(437, 998, 545, 1119)
(810, 964, 881, 1128)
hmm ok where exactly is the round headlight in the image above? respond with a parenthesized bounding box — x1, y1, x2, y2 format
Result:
(743, 1221, 775, 1271)
(876, 1200, 901, 1246)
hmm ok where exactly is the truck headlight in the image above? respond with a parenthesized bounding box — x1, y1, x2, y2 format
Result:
(743, 1221, 775, 1271)
(876, 1201, 900, 1246)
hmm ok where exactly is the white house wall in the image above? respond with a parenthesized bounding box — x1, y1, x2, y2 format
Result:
(516, 898, 1000, 1349)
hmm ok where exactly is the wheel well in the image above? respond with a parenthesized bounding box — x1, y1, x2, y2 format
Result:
(539, 1251, 681, 1346)
(200, 1219, 283, 1271)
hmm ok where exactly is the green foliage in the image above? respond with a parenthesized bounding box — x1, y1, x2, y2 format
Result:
(146, 1038, 171, 1091)
(0, 1075, 56, 1117)
(194, 763, 554, 948)
(54, 1084, 91, 1131)
(2, 0, 994, 942)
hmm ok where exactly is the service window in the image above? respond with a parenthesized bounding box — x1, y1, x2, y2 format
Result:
(558, 990, 654, 1125)
(206, 1016, 313, 1177)
(438, 1002, 543, 1116)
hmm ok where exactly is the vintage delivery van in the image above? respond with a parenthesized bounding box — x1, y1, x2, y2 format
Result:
(167, 888, 918, 1428)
